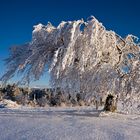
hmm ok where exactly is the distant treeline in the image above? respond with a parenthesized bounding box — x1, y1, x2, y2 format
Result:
(0, 84, 104, 107)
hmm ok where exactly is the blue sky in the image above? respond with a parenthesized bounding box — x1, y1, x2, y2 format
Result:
(0, 0, 140, 87)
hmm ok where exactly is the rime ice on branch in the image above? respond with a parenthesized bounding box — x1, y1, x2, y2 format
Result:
(1, 16, 140, 112)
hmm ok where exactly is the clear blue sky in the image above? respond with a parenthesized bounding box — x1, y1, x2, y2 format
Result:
(0, 0, 140, 87)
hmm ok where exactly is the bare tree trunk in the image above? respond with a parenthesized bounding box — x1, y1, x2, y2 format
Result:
(95, 100, 99, 110)
(104, 94, 117, 112)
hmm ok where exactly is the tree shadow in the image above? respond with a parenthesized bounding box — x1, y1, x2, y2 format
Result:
(0, 108, 103, 118)
(57, 109, 103, 117)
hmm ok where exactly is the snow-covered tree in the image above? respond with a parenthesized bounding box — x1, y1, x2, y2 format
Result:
(1, 16, 140, 112)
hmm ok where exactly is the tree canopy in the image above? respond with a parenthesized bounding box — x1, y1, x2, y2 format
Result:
(1, 16, 140, 103)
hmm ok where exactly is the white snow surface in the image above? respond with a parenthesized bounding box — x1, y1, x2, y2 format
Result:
(0, 106, 140, 140)
(0, 99, 21, 108)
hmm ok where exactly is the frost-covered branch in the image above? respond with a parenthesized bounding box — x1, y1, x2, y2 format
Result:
(1, 16, 140, 112)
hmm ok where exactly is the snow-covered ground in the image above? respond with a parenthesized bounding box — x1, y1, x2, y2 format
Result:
(0, 106, 140, 140)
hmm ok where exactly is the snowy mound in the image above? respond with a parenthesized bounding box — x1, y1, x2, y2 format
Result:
(0, 99, 20, 108)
